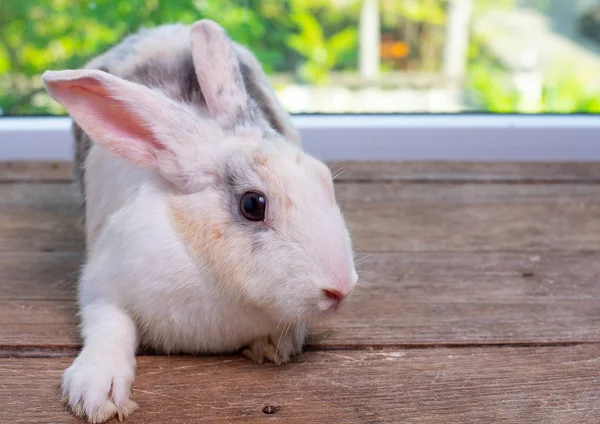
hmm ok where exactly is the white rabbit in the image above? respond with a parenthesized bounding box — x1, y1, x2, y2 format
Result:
(42, 19, 358, 424)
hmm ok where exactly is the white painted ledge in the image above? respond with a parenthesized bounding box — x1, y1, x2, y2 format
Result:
(1, 115, 600, 161)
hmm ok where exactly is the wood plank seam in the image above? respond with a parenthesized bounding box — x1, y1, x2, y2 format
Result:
(4, 345, 600, 423)
(5, 161, 600, 184)
(5, 178, 600, 185)
(3, 341, 600, 360)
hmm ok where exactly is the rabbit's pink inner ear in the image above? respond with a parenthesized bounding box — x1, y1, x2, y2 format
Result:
(190, 20, 249, 126)
(42, 70, 166, 167)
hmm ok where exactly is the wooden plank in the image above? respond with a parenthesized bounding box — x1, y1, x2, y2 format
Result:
(345, 203, 600, 253)
(334, 180, 600, 203)
(1, 345, 599, 423)
(0, 181, 78, 209)
(2, 252, 599, 349)
(339, 183, 600, 252)
(0, 183, 83, 253)
(5, 184, 600, 252)
(329, 161, 600, 183)
(3, 161, 600, 183)
(3, 182, 600, 253)
(0, 212, 84, 253)
(315, 251, 600, 347)
(0, 161, 72, 183)
(337, 183, 600, 252)
(0, 302, 79, 350)
(0, 253, 79, 300)
(339, 181, 600, 252)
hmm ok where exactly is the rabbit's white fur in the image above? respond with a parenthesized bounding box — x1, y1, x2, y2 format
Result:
(42, 20, 357, 424)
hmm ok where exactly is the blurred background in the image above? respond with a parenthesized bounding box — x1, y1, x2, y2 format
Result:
(1, 0, 600, 116)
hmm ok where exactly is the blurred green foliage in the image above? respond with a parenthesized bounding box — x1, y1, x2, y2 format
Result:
(0, 0, 363, 115)
(466, 37, 600, 113)
(287, 12, 357, 84)
(0, 0, 598, 115)
(541, 64, 600, 113)
(465, 38, 520, 112)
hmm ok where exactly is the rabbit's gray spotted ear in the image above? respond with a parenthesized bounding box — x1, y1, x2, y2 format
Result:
(190, 19, 261, 130)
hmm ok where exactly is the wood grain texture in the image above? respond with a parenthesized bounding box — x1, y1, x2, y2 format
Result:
(329, 161, 600, 183)
(0, 253, 79, 300)
(2, 252, 599, 349)
(0, 161, 72, 183)
(2, 346, 599, 423)
(3, 161, 600, 423)
(3, 182, 600, 253)
(0, 183, 83, 253)
(338, 182, 600, 252)
(315, 251, 600, 347)
(4, 161, 600, 183)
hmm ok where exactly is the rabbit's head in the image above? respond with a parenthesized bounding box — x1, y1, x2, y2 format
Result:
(42, 19, 358, 324)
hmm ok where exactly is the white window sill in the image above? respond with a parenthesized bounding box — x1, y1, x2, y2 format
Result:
(1, 115, 600, 161)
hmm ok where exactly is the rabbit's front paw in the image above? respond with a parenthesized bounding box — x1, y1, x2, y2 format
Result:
(243, 323, 307, 366)
(61, 350, 138, 423)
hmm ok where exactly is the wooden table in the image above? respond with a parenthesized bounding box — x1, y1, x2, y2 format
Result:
(1, 161, 599, 423)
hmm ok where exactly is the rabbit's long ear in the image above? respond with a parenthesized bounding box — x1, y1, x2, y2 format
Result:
(233, 42, 302, 147)
(190, 19, 261, 129)
(42, 69, 219, 190)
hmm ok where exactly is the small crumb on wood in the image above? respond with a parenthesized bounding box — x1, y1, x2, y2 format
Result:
(262, 406, 279, 415)
(521, 271, 535, 278)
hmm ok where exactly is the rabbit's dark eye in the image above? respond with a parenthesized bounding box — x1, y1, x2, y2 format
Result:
(240, 192, 266, 221)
